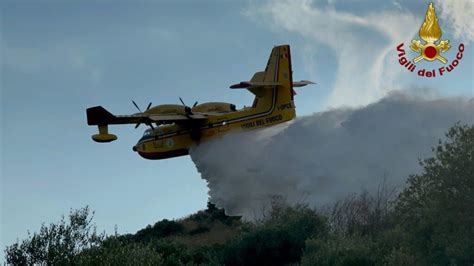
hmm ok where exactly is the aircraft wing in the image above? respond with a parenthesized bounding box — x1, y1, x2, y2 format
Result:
(86, 106, 208, 126)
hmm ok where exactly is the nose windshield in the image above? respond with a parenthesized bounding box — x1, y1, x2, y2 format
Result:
(143, 129, 152, 137)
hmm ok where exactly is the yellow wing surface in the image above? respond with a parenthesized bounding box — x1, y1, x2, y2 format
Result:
(86, 106, 207, 142)
(86, 106, 207, 125)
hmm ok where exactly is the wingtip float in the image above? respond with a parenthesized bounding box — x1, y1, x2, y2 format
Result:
(86, 45, 315, 160)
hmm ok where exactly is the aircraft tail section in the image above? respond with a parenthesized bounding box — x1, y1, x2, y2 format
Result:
(263, 45, 293, 89)
(253, 45, 295, 118)
(229, 45, 314, 123)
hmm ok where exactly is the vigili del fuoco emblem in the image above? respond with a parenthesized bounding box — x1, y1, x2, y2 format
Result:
(410, 2, 450, 64)
(396, 2, 465, 78)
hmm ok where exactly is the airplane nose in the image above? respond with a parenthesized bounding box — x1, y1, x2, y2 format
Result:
(132, 146, 137, 152)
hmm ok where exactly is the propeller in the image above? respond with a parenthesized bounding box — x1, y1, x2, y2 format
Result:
(132, 100, 153, 113)
(179, 97, 198, 118)
(132, 100, 142, 112)
(132, 100, 154, 129)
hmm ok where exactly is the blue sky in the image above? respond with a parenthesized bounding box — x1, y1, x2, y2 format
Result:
(1, 0, 472, 249)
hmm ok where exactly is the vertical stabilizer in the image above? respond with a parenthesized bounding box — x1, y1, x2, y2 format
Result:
(252, 45, 295, 118)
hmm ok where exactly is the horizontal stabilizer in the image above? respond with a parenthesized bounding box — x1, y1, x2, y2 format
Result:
(230, 81, 281, 89)
(292, 80, 315, 87)
(230, 80, 315, 89)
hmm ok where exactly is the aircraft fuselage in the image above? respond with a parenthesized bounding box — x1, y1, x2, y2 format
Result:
(133, 91, 295, 160)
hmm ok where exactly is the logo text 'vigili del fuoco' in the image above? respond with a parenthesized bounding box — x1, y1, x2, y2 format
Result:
(396, 2, 465, 78)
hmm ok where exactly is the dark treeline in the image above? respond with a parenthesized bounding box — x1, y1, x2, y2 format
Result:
(5, 124, 474, 265)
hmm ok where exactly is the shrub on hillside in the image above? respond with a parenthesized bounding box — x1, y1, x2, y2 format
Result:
(325, 178, 397, 236)
(301, 234, 376, 266)
(4, 207, 103, 265)
(395, 124, 474, 265)
(132, 219, 184, 243)
(221, 201, 327, 266)
(75, 237, 163, 265)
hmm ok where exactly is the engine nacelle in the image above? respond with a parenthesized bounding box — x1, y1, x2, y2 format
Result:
(146, 104, 187, 115)
(192, 102, 236, 113)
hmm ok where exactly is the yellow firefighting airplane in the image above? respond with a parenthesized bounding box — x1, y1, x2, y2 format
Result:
(86, 45, 314, 159)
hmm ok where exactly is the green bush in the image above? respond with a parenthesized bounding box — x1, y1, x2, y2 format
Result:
(76, 238, 163, 265)
(395, 124, 474, 265)
(303, 124, 474, 265)
(133, 219, 184, 243)
(325, 182, 397, 236)
(301, 235, 376, 266)
(222, 204, 327, 266)
(188, 202, 241, 226)
(189, 225, 211, 235)
(4, 206, 104, 265)
(146, 239, 221, 265)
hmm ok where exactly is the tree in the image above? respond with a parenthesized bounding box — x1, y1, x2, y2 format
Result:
(301, 124, 474, 265)
(325, 177, 397, 236)
(132, 219, 184, 243)
(4, 207, 164, 265)
(222, 199, 328, 266)
(75, 237, 163, 265)
(4, 206, 104, 265)
(395, 124, 474, 265)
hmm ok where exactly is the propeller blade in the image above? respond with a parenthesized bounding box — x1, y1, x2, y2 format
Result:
(193, 101, 198, 107)
(179, 97, 194, 116)
(146, 102, 152, 111)
(135, 123, 140, 129)
(132, 100, 142, 112)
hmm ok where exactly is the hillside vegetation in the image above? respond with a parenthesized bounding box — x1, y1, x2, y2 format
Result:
(5, 124, 474, 265)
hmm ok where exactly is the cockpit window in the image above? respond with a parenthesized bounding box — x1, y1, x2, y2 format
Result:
(143, 129, 152, 137)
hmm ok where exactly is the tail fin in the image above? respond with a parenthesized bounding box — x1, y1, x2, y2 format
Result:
(263, 44, 293, 89)
(251, 45, 295, 116)
(87, 106, 116, 125)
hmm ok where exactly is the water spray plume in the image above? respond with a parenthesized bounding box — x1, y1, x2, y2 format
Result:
(190, 92, 474, 219)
